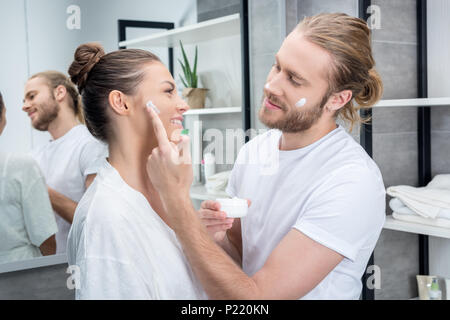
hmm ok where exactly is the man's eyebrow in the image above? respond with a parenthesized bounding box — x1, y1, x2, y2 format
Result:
(275, 56, 310, 84)
(23, 90, 36, 103)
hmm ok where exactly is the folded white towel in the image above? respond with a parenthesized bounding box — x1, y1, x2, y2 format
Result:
(387, 174, 450, 219)
(205, 170, 231, 193)
(389, 198, 450, 220)
(392, 212, 450, 229)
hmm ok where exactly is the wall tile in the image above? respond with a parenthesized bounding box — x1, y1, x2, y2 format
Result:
(297, 0, 358, 18)
(431, 131, 450, 176)
(0, 264, 74, 300)
(431, 108, 450, 132)
(372, 107, 417, 134)
(372, 42, 418, 100)
(371, 0, 417, 44)
(373, 132, 419, 188)
(374, 229, 419, 300)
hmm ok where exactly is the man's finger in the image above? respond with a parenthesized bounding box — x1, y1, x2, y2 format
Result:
(147, 103, 171, 150)
(199, 209, 227, 219)
(200, 200, 221, 211)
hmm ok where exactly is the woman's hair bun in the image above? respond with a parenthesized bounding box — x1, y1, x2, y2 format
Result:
(68, 42, 105, 93)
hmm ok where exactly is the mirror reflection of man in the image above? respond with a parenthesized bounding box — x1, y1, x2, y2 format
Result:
(22, 71, 107, 254)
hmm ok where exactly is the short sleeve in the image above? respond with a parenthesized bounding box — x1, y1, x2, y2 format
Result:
(293, 166, 386, 262)
(226, 145, 247, 198)
(79, 139, 108, 178)
(76, 257, 154, 300)
(22, 167, 58, 247)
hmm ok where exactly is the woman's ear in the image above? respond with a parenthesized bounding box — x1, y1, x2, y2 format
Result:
(108, 90, 130, 115)
(325, 90, 353, 112)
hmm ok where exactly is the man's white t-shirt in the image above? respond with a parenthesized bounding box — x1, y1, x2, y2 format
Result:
(226, 126, 386, 300)
(67, 159, 207, 300)
(32, 124, 107, 254)
(0, 153, 57, 263)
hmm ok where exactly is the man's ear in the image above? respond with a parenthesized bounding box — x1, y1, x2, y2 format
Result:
(54, 85, 67, 102)
(108, 90, 130, 116)
(325, 90, 353, 112)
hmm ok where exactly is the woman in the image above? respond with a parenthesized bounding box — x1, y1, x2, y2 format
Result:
(66, 43, 206, 299)
(0, 91, 57, 264)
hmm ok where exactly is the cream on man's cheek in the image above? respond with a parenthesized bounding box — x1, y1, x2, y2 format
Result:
(295, 98, 307, 108)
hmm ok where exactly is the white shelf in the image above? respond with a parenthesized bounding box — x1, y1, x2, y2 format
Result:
(373, 97, 450, 108)
(190, 184, 229, 201)
(119, 14, 240, 48)
(383, 215, 450, 239)
(184, 106, 241, 116)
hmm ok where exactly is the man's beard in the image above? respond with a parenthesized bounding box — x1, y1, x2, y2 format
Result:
(258, 94, 328, 133)
(33, 97, 59, 131)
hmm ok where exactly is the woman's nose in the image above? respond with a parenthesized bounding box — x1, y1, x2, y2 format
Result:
(177, 97, 190, 113)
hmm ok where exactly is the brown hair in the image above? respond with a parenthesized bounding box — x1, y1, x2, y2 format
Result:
(0, 91, 4, 121)
(296, 13, 383, 130)
(68, 42, 160, 142)
(29, 70, 84, 124)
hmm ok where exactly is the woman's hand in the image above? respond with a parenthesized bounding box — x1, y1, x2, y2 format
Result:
(198, 200, 234, 242)
(145, 104, 193, 200)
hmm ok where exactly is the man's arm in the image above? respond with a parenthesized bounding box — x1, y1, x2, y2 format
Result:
(47, 187, 77, 223)
(47, 174, 96, 223)
(167, 196, 343, 300)
(39, 234, 56, 256)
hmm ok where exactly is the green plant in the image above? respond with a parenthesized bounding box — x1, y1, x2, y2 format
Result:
(178, 40, 198, 88)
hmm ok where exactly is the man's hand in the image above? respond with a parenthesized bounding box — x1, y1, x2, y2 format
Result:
(198, 200, 234, 242)
(145, 104, 193, 208)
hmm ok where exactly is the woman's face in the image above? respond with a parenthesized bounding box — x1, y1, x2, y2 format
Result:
(131, 62, 189, 144)
(0, 106, 6, 135)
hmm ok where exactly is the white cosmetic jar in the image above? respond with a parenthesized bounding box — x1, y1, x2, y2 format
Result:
(216, 197, 248, 218)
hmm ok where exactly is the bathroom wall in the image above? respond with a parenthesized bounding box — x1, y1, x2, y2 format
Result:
(427, 0, 450, 281)
(370, 0, 420, 300)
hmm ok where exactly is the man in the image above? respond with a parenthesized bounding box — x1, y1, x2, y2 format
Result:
(146, 13, 386, 299)
(22, 71, 107, 254)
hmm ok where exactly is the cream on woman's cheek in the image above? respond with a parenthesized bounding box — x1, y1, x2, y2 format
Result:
(146, 100, 160, 114)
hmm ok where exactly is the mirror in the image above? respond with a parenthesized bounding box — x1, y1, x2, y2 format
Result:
(0, 0, 198, 271)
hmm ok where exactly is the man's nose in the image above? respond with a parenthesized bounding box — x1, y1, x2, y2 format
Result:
(264, 75, 283, 96)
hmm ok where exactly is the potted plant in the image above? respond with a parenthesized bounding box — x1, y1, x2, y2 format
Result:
(178, 40, 208, 109)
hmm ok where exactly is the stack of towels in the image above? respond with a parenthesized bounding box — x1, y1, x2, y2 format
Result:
(387, 174, 450, 229)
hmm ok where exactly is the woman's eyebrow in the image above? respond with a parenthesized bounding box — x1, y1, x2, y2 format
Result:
(160, 81, 175, 89)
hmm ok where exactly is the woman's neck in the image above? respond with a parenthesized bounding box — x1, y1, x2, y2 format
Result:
(108, 135, 157, 196)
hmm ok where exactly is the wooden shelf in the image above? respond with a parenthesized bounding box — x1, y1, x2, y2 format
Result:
(190, 184, 229, 201)
(373, 97, 450, 108)
(184, 107, 241, 116)
(383, 215, 450, 239)
(119, 14, 240, 48)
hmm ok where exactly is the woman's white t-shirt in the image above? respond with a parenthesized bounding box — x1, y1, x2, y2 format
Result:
(0, 153, 57, 263)
(226, 126, 386, 300)
(67, 159, 207, 300)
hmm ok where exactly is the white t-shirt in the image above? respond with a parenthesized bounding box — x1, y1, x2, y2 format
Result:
(67, 159, 207, 300)
(0, 153, 58, 263)
(32, 124, 107, 254)
(226, 126, 386, 300)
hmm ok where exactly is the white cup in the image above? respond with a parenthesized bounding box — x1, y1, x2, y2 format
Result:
(216, 197, 248, 218)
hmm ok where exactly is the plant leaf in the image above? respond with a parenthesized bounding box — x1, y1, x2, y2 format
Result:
(193, 45, 198, 79)
(179, 74, 188, 88)
(179, 40, 192, 86)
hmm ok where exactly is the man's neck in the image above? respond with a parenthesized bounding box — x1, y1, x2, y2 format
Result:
(279, 120, 338, 151)
(47, 111, 79, 140)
